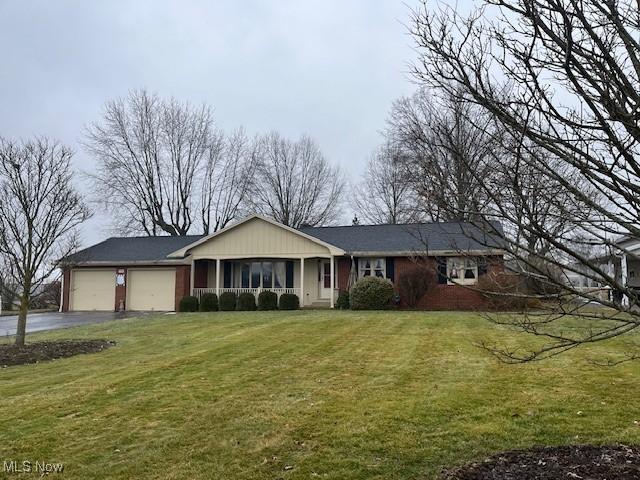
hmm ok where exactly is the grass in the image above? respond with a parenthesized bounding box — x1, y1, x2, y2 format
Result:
(1, 310, 639, 479)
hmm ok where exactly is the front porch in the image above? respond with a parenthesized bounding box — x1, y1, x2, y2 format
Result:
(191, 257, 340, 307)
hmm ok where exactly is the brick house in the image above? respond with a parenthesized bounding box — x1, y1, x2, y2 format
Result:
(59, 214, 504, 312)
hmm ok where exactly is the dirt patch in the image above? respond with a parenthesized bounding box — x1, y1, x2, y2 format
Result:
(0, 340, 115, 367)
(440, 444, 640, 480)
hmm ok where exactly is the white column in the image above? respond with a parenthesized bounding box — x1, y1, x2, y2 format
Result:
(190, 257, 195, 296)
(300, 257, 305, 307)
(621, 253, 629, 307)
(216, 258, 221, 298)
(58, 271, 64, 313)
(330, 255, 335, 308)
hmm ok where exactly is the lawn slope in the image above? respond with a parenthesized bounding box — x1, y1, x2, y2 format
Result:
(1, 311, 639, 479)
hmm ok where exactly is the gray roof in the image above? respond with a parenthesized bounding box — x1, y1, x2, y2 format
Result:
(61, 221, 504, 265)
(62, 235, 202, 265)
(299, 221, 504, 254)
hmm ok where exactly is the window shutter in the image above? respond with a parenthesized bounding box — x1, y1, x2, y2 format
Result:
(223, 262, 232, 288)
(436, 257, 447, 284)
(385, 257, 395, 282)
(285, 261, 294, 288)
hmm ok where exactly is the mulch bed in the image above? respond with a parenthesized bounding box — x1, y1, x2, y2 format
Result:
(440, 444, 640, 480)
(0, 340, 115, 367)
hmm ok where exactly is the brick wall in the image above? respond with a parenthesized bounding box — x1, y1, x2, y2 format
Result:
(393, 256, 504, 310)
(114, 268, 127, 311)
(194, 260, 208, 289)
(337, 257, 351, 291)
(175, 265, 191, 311)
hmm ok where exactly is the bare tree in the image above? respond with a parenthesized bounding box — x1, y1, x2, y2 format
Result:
(201, 128, 259, 234)
(387, 87, 499, 222)
(250, 132, 345, 227)
(353, 140, 421, 224)
(85, 89, 256, 236)
(0, 138, 90, 345)
(409, 0, 640, 362)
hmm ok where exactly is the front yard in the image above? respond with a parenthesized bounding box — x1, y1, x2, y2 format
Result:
(1, 310, 639, 479)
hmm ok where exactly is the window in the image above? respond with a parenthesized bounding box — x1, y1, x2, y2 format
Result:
(274, 262, 285, 288)
(446, 257, 477, 285)
(262, 262, 273, 289)
(241, 263, 250, 288)
(359, 258, 386, 279)
(236, 261, 288, 289)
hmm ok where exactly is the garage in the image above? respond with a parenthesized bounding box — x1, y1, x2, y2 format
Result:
(126, 268, 176, 311)
(70, 269, 116, 311)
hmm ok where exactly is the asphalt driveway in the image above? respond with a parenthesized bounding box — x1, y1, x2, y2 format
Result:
(0, 311, 147, 336)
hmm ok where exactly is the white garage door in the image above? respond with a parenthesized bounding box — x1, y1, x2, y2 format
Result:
(127, 269, 176, 311)
(70, 269, 115, 311)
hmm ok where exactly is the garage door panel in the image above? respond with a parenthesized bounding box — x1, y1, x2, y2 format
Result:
(127, 269, 176, 311)
(70, 269, 115, 311)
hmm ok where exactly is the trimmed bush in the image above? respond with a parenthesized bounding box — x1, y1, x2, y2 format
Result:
(335, 290, 350, 309)
(219, 292, 237, 311)
(350, 276, 394, 310)
(279, 293, 299, 310)
(258, 291, 278, 310)
(199, 293, 218, 312)
(179, 295, 199, 312)
(236, 292, 257, 311)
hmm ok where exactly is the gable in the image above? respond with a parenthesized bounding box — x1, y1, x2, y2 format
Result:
(186, 217, 339, 258)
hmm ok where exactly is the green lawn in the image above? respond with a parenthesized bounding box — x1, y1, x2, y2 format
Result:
(1, 311, 639, 479)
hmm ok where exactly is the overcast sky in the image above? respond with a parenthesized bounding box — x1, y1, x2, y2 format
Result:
(0, 0, 424, 246)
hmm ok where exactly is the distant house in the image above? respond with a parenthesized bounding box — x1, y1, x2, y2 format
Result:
(565, 235, 640, 303)
(58, 214, 505, 312)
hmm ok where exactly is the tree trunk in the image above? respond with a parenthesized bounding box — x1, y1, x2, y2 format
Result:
(15, 295, 28, 346)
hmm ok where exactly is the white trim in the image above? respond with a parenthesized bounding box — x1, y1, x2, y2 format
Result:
(330, 255, 335, 308)
(300, 256, 305, 307)
(216, 258, 221, 298)
(191, 253, 335, 261)
(61, 259, 191, 267)
(190, 258, 195, 296)
(59, 272, 64, 313)
(349, 249, 505, 257)
(167, 214, 345, 258)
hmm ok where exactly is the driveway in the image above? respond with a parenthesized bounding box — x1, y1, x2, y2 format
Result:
(0, 311, 147, 336)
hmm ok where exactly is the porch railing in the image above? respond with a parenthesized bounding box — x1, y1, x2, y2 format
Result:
(193, 287, 300, 300)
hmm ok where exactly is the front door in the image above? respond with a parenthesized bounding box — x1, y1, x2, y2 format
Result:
(319, 260, 332, 299)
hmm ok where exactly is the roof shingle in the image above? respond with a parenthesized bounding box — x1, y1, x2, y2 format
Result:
(61, 221, 504, 265)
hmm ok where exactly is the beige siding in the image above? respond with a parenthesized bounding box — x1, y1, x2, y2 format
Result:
(127, 269, 176, 311)
(189, 217, 331, 258)
(70, 269, 115, 311)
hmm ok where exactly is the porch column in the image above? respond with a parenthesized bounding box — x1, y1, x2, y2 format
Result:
(190, 257, 195, 296)
(621, 253, 629, 307)
(300, 257, 305, 307)
(216, 258, 221, 298)
(330, 255, 335, 308)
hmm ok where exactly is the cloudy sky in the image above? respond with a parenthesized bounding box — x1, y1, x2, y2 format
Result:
(0, 0, 422, 246)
